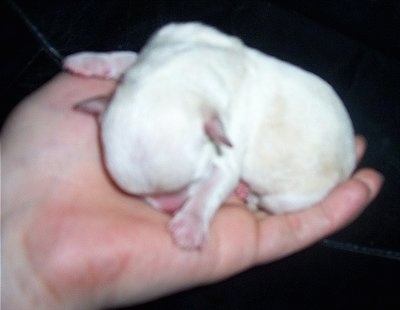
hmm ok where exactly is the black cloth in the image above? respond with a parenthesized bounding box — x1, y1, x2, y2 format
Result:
(2, 0, 400, 309)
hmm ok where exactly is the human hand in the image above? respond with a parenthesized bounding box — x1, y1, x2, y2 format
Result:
(2, 73, 383, 310)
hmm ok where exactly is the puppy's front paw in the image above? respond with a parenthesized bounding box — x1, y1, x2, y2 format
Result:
(168, 213, 206, 250)
(63, 53, 114, 79)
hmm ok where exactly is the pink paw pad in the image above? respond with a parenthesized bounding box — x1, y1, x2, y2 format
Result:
(234, 181, 251, 201)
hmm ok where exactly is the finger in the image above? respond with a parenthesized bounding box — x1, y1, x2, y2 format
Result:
(254, 168, 383, 265)
(355, 135, 367, 162)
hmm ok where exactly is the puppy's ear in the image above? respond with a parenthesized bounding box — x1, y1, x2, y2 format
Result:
(204, 114, 233, 148)
(73, 96, 110, 118)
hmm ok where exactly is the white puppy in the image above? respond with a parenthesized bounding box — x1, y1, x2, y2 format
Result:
(63, 22, 356, 249)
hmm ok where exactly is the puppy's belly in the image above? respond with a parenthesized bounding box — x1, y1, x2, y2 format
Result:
(145, 187, 190, 214)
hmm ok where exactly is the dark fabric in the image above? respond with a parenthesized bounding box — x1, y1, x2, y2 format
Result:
(2, 0, 399, 309)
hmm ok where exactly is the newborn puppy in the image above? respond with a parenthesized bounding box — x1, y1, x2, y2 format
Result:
(64, 22, 356, 250)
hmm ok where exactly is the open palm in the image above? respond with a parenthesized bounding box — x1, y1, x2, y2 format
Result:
(2, 73, 383, 310)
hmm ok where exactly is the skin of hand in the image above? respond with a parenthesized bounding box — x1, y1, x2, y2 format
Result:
(1, 73, 383, 310)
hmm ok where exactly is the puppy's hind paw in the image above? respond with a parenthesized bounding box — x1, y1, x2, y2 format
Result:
(168, 213, 206, 250)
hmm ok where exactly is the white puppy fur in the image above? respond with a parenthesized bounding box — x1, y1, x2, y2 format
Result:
(64, 22, 356, 249)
